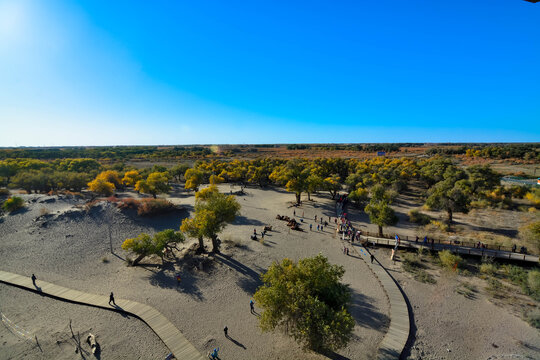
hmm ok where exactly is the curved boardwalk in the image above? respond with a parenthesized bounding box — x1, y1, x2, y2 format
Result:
(0, 270, 205, 360)
(338, 237, 410, 359)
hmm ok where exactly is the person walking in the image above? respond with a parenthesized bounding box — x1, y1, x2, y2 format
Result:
(321, 225, 324, 231)
(250, 299, 255, 314)
(314, 215, 317, 221)
(293, 209, 296, 216)
(224, 326, 228, 337)
(317, 224, 319, 231)
(371, 254, 375, 264)
(109, 292, 116, 306)
(310, 224, 312, 231)
(176, 274, 181, 287)
(31, 274, 37, 287)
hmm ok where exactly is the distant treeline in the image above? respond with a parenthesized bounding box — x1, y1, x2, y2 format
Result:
(286, 144, 412, 152)
(0, 146, 211, 160)
(427, 144, 539, 160)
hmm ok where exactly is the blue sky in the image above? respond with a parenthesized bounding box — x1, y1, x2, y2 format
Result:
(0, 0, 538, 146)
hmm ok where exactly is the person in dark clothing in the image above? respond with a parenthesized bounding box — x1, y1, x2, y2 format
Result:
(224, 326, 228, 337)
(371, 254, 375, 264)
(31, 274, 37, 287)
(109, 292, 116, 306)
(250, 299, 255, 313)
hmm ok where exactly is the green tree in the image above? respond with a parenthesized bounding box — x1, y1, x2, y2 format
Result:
(121, 229, 185, 266)
(348, 187, 368, 208)
(254, 254, 355, 352)
(270, 160, 310, 204)
(184, 168, 205, 191)
(467, 165, 500, 193)
(365, 199, 398, 236)
(135, 172, 171, 198)
(305, 173, 323, 201)
(322, 174, 342, 199)
(426, 166, 471, 223)
(182, 185, 241, 253)
(170, 164, 190, 183)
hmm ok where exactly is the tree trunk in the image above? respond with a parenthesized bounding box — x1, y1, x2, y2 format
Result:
(132, 253, 146, 266)
(198, 236, 205, 253)
(211, 235, 220, 253)
(152, 193, 157, 199)
(307, 192, 311, 201)
(378, 225, 383, 237)
(447, 208, 453, 223)
(295, 192, 301, 205)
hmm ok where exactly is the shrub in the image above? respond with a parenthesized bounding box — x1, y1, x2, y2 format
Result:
(430, 220, 449, 232)
(438, 250, 462, 269)
(39, 207, 50, 216)
(2, 196, 25, 213)
(528, 270, 540, 301)
(479, 263, 498, 276)
(525, 309, 540, 329)
(137, 198, 176, 216)
(408, 210, 432, 225)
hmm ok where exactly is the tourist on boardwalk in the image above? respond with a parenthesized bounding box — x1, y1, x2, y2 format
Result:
(31, 274, 37, 287)
(224, 326, 228, 337)
(321, 225, 324, 231)
(512, 244, 517, 253)
(310, 224, 312, 231)
(415, 236, 419, 243)
(250, 299, 255, 313)
(109, 292, 116, 306)
(423, 236, 428, 245)
(317, 225, 319, 231)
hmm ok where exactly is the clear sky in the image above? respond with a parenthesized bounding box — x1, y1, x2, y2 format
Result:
(0, 0, 538, 146)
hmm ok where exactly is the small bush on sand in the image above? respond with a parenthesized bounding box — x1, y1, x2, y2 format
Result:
(525, 309, 540, 329)
(137, 198, 175, 216)
(430, 220, 449, 232)
(402, 252, 435, 284)
(408, 210, 432, 225)
(2, 196, 24, 213)
(39, 207, 50, 216)
(479, 263, 498, 276)
(456, 282, 477, 299)
(438, 250, 462, 269)
(486, 278, 505, 298)
(527, 270, 540, 301)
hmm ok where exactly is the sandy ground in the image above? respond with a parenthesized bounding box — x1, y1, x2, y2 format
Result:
(366, 246, 540, 360)
(0, 186, 389, 360)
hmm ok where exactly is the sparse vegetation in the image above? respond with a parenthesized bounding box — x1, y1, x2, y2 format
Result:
(479, 263, 498, 276)
(438, 250, 462, 270)
(408, 209, 432, 225)
(402, 252, 436, 284)
(2, 196, 25, 213)
(456, 282, 477, 299)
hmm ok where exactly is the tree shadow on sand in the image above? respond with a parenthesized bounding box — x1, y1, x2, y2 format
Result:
(233, 215, 265, 226)
(348, 289, 390, 331)
(214, 253, 263, 295)
(146, 262, 205, 301)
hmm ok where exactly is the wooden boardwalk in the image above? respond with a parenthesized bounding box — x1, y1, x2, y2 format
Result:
(337, 238, 410, 359)
(0, 270, 206, 360)
(362, 236, 539, 264)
